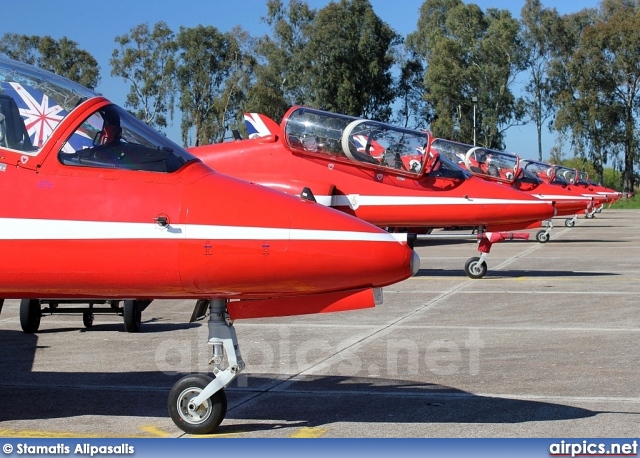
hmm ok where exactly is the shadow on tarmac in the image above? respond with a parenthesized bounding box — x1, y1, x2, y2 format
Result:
(0, 328, 625, 432)
(415, 269, 619, 278)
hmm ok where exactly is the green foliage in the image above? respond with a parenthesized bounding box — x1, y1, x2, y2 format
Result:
(305, 0, 399, 120)
(520, 0, 558, 161)
(550, 1, 640, 192)
(0, 33, 100, 88)
(394, 52, 432, 129)
(609, 192, 640, 209)
(110, 22, 177, 130)
(602, 167, 622, 190)
(407, 0, 526, 148)
(248, 0, 398, 122)
(176, 25, 255, 145)
(244, 0, 316, 121)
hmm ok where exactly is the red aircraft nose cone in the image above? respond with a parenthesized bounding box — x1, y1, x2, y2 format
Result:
(184, 174, 417, 297)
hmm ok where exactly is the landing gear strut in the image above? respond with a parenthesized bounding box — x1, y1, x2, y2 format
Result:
(168, 299, 245, 434)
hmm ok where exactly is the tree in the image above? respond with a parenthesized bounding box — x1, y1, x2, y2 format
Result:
(244, 0, 316, 121)
(520, 0, 558, 161)
(0, 33, 100, 89)
(551, 1, 639, 190)
(407, 0, 526, 148)
(305, 0, 400, 120)
(176, 25, 255, 146)
(249, 0, 398, 122)
(110, 22, 177, 130)
(394, 51, 432, 129)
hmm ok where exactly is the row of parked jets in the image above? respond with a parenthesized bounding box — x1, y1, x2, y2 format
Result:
(0, 57, 621, 434)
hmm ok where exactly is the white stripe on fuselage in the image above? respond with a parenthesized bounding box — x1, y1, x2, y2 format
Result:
(312, 194, 550, 209)
(0, 218, 406, 243)
(531, 194, 592, 201)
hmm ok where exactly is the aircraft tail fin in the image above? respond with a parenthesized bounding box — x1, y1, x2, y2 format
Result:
(244, 113, 280, 138)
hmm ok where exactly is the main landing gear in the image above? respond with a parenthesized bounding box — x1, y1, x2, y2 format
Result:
(18, 299, 152, 334)
(168, 299, 245, 434)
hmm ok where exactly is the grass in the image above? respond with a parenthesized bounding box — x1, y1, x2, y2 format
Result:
(609, 193, 640, 209)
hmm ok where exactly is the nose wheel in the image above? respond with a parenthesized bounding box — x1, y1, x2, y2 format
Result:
(535, 230, 550, 243)
(167, 374, 227, 435)
(464, 256, 487, 279)
(168, 299, 244, 434)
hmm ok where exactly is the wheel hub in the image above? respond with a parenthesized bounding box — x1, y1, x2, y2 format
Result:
(178, 387, 211, 424)
(470, 262, 483, 275)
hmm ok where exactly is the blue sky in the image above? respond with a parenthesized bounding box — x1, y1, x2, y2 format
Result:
(0, 0, 602, 159)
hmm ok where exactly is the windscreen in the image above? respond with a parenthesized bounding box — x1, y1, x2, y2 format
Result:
(58, 104, 196, 173)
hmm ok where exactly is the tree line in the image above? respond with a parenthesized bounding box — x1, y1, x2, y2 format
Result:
(0, 0, 637, 191)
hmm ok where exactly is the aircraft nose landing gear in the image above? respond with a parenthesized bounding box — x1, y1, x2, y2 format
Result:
(464, 254, 488, 279)
(168, 298, 244, 435)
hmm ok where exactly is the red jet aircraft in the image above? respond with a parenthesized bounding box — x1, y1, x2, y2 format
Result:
(430, 139, 595, 235)
(0, 58, 419, 434)
(521, 160, 620, 218)
(190, 106, 555, 278)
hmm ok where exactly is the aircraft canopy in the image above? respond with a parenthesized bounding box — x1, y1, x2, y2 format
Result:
(430, 138, 520, 183)
(282, 107, 433, 176)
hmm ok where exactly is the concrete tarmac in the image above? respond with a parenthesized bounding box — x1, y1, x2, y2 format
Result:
(0, 209, 639, 438)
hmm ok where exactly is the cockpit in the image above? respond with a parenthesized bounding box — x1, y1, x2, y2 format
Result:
(554, 166, 578, 185)
(430, 138, 519, 183)
(521, 160, 580, 186)
(521, 160, 558, 183)
(577, 170, 596, 186)
(0, 56, 195, 173)
(282, 107, 434, 176)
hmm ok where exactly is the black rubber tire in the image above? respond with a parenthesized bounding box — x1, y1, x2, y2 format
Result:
(83, 312, 94, 328)
(123, 300, 142, 333)
(19, 299, 41, 334)
(536, 230, 550, 243)
(564, 219, 575, 227)
(168, 374, 227, 435)
(464, 257, 487, 279)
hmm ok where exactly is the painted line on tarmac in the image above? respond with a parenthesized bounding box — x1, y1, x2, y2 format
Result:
(187, 431, 247, 438)
(139, 425, 172, 438)
(289, 427, 329, 438)
(0, 426, 166, 438)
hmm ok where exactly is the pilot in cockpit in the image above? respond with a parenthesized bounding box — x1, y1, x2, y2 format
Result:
(97, 124, 122, 146)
